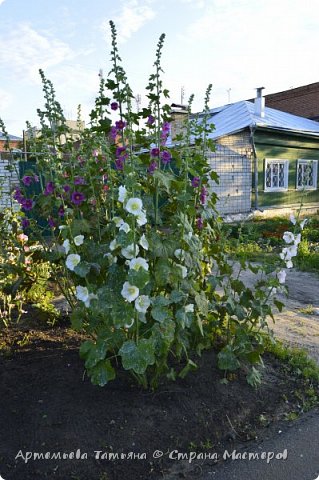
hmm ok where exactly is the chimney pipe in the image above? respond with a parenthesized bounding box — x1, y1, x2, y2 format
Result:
(255, 87, 265, 118)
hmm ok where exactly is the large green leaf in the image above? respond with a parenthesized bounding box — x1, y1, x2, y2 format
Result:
(217, 345, 240, 372)
(89, 360, 116, 386)
(119, 339, 155, 374)
(151, 305, 172, 323)
(80, 338, 107, 369)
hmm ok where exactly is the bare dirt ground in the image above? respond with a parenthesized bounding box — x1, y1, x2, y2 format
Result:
(239, 267, 319, 364)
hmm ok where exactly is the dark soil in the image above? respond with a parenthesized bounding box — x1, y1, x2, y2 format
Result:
(0, 320, 315, 480)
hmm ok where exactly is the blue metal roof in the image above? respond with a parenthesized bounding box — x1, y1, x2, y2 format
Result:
(0, 132, 22, 141)
(206, 101, 319, 139)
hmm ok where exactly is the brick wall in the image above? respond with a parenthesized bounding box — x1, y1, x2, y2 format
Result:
(264, 83, 319, 120)
(0, 154, 19, 210)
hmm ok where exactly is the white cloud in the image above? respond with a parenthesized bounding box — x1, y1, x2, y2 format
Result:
(0, 88, 12, 111)
(173, 0, 319, 108)
(0, 0, 5, 5)
(102, 0, 156, 44)
(0, 24, 73, 82)
(179, 0, 206, 8)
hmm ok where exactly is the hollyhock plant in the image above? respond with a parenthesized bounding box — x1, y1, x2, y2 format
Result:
(12, 20, 297, 391)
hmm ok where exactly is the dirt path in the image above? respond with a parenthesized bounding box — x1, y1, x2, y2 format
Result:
(239, 267, 319, 364)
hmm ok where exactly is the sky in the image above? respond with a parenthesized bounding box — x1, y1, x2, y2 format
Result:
(1, 0, 319, 136)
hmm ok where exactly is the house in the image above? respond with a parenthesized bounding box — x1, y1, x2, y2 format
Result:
(173, 91, 319, 216)
(0, 132, 22, 210)
(263, 82, 319, 121)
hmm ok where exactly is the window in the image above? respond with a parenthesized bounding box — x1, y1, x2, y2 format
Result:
(296, 159, 318, 190)
(264, 159, 289, 192)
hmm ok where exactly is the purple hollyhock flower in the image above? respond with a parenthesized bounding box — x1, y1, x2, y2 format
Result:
(21, 198, 34, 211)
(147, 115, 155, 125)
(58, 206, 65, 217)
(148, 161, 158, 175)
(160, 150, 172, 165)
(191, 176, 200, 188)
(115, 158, 124, 171)
(33, 175, 39, 183)
(196, 217, 204, 230)
(44, 181, 55, 196)
(116, 146, 126, 157)
(13, 188, 24, 203)
(150, 147, 160, 157)
(71, 191, 86, 206)
(115, 120, 126, 130)
(63, 184, 71, 193)
(162, 122, 170, 134)
(74, 176, 85, 185)
(110, 126, 117, 140)
(200, 186, 208, 205)
(22, 175, 33, 187)
(21, 218, 30, 229)
(48, 217, 56, 228)
(111, 101, 119, 111)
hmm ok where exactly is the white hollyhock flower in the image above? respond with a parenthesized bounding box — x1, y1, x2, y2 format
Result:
(66, 253, 81, 271)
(119, 222, 130, 233)
(125, 197, 143, 216)
(113, 216, 124, 227)
(118, 185, 127, 203)
(129, 257, 149, 271)
(59, 225, 67, 230)
(76, 286, 97, 307)
(287, 244, 298, 257)
(277, 269, 286, 284)
(300, 219, 308, 230)
(294, 233, 301, 245)
(135, 295, 151, 313)
(74, 234, 84, 246)
(104, 253, 117, 264)
(136, 212, 147, 226)
(63, 239, 70, 254)
(290, 214, 297, 225)
(109, 239, 119, 251)
(124, 318, 134, 329)
(139, 234, 149, 250)
(286, 260, 293, 269)
(184, 304, 194, 313)
(176, 264, 187, 278)
(174, 249, 185, 260)
(283, 231, 294, 244)
(76, 285, 89, 303)
(121, 243, 140, 259)
(121, 282, 139, 302)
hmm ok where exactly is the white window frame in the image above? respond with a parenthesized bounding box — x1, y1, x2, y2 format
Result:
(264, 158, 289, 192)
(296, 159, 318, 190)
